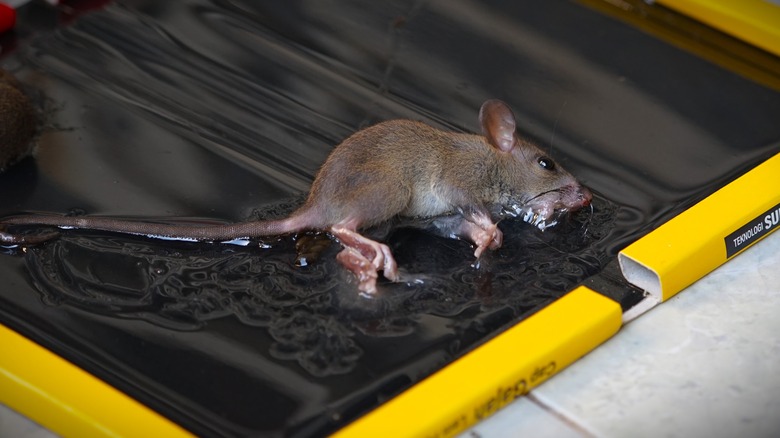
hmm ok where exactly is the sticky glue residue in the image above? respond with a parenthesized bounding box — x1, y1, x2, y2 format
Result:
(21, 196, 615, 377)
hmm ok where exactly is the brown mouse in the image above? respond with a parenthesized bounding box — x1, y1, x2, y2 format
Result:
(1, 99, 592, 294)
(0, 69, 38, 171)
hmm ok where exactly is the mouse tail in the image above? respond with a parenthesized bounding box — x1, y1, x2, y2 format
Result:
(0, 212, 315, 245)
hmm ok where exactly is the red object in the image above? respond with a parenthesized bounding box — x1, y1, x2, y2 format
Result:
(0, 3, 15, 34)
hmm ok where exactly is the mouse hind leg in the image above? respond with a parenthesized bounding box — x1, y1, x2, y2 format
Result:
(330, 222, 399, 295)
(330, 186, 409, 295)
(314, 176, 410, 294)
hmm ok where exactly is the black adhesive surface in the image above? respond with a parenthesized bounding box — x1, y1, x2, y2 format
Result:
(1, 1, 779, 436)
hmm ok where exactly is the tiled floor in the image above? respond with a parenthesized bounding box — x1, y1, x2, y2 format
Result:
(2, 230, 779, 437)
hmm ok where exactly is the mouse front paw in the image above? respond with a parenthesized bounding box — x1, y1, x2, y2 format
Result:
(456, 218, 503, 258)
(473, 223, 503, 258)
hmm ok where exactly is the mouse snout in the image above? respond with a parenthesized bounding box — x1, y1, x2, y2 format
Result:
(578, 186, 592, 207)
(561, 184, 591, 210)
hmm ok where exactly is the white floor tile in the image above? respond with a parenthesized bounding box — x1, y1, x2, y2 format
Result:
(462, 396, 589, 438)
(0, 404, 57, 438)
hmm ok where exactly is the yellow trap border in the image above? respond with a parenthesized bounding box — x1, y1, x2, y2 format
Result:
(334, 286, 622, 438)
(0, 287, 622, 438)
(0, 324, 193, 438)
(620, 152, 780, 302)
(657, 0, 780, 57)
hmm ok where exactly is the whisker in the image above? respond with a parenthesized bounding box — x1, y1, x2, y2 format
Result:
(579, 203, 594, 238)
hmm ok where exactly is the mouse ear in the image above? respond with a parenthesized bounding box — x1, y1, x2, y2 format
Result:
(479, 99, 517, 153)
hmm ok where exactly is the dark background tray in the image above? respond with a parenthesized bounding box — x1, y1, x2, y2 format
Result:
(2, 1, 779, 436)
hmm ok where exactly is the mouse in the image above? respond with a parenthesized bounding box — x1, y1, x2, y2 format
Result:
(1, 99, 592, 294)
(0, 68, 38, 172)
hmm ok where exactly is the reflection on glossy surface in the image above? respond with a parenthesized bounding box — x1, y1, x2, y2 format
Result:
(20, 198, 605, 375)
(1, 0, 779, 435)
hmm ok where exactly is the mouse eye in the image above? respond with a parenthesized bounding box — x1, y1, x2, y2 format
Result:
(538, 157, 556, 171)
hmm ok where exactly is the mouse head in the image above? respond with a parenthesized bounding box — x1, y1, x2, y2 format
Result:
(479, 99, 592, 229)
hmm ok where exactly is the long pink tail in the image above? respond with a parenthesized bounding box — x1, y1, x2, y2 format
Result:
(1, 212, 311, 244)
